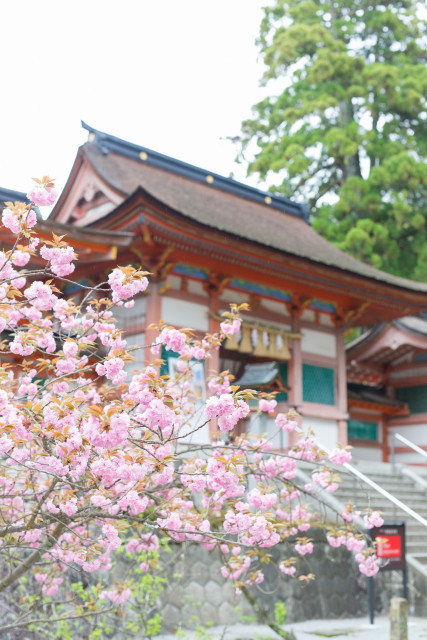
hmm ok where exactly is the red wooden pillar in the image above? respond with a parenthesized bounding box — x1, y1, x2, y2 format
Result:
(288, 309, 302, 447)
(382, 417, 390, 462)
(207, 290, 221, 439)
(336, 323, 348, 446)
(144, 279, 162, 365)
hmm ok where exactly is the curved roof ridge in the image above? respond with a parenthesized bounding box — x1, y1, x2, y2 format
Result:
(81, 121, 310, 223)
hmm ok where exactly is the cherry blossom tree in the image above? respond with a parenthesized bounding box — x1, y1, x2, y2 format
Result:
(0, 179, 381, 639)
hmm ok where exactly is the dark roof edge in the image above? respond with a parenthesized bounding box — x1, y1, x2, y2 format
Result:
(0, 187, 31, 205)
(345, 323, 388, 352)
(0, 187, 41, 218)
(36, 219, 134, 247)
(394, 317, 427, 338)
(81, 121, 310, 223)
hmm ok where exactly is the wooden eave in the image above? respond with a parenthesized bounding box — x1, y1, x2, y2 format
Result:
(347, 323, 427, 363)
(84, 188, 427, 326)
(0, 219, 133, 269)
(49, 147, 125, 225)
(49, 149, 85, 221)
(348, 398, 409, 416)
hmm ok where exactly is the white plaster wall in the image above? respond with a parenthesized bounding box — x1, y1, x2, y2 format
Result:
(220, 289, 250, 305)
(301, 309, 315, 322)
(320, 314, 334, 327)
(114, 295, 147, 329)
(177, 408, 211, 445)
(124, 332, 145, 374)
(187, 280, 207, 297)
(390, 366, 427, 380)
(393, 451, 426, 465)
(247, 413, 289, 450)
(262, 299, 290, 317)
(166, 275, 181, 291)
(350, 446, 383, 462)
(301, 328, 336, 358)
(82, 202, 116, 225)
(162, 298, 209, 332)
(388, 424, 427, 465)
(231, 314, 290, 333)
(388, 424, 427, 445)
(302, 417, 338, 450)
(164, 276, 207, 297)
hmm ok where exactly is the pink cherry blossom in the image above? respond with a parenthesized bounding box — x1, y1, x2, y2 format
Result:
(295, 541, 313, 555)
(11, 250, 31, 267)
(329, 447, 352, 465)
(364, 511, 384, 529)
(27, 185, 58, 207)
(0, 196, 379, 625)
(220, 318, 241, 336)
(275, 413, 297, 432)
(259, 398, 277, 414)
(279, 562, 296, 576)
(108, 267, 148, 303)
(40, 244, 76, 277)
(24, 281, 58, 310)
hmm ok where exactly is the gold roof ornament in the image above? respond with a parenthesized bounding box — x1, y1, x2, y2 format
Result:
(267, 331, 280, 359)
(224, 332, 239, 351)
(238, 326, 253, 353)
(253, 329, 269, 357)
(277, 335, 291, 360)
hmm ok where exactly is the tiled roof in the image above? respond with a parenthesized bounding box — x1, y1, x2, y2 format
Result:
(0, 186, 133, 252)
(53, 124, 427, 295)
(347, 317, 427, 356)
(395, 316, 427, 336)
(348, 386, 404, 408)
(235, 361, 288, 388)
(0, 187, 41, 217)
(81, 121, 309, 221)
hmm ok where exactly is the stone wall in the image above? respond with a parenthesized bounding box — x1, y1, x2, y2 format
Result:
(159, 529, 370, 632)
(378, 565, 427, 617)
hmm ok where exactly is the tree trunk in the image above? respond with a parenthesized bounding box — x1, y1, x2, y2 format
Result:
(241, 584, 297, 640)
(339, 100, 362, 180)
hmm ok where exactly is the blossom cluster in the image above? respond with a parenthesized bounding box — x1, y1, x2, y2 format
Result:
(0, 181, 382, 629)
(108, 266, 148, 303)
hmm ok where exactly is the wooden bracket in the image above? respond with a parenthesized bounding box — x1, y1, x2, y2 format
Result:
(203, 273, 231, 296)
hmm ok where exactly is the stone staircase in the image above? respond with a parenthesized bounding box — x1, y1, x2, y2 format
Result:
(333, 461, 427, 566)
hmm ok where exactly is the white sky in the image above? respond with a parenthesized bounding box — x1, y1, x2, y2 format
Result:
(1, 1, 270, 198)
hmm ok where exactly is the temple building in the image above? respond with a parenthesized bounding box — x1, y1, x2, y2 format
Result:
(4, 122, 427, 459)
(347, 316, 427, 464)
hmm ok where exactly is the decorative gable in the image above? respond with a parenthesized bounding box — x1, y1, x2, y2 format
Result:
(51, 154, 123, 226)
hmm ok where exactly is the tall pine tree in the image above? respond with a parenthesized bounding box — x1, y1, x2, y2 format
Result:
(241, 0, 427, 279)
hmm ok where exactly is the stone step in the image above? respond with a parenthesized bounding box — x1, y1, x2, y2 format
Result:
(405, 526, 427, 535)
(337, 481, 425, 492)
(335, 499, 427, 516)
(339, 475, 416, 485)
(335, 490, 427, 505)
(336, 484, 426, 496)
(337, 475, 424, 486)
(318, 467, 427, 557)
(410, 553, 427, 563)
(338, 483, 427, 500)
(406, 544, 427, 554)
(335, 493, 427, 506)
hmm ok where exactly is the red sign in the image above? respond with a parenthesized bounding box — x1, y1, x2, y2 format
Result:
(376, 534, 402, 558)
(371, 523, 406, 570)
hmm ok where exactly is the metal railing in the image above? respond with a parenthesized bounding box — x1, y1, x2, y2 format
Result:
(316, 439, 427, 529)
(391, 433, 427, 469)
(315, 437, 427, 579)
(341, 460, 427, 528)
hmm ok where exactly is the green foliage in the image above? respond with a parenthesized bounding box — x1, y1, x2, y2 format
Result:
(241, 0, 427, 280)
(26, 538, 172, 640)
(274, 601, 287, 626)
